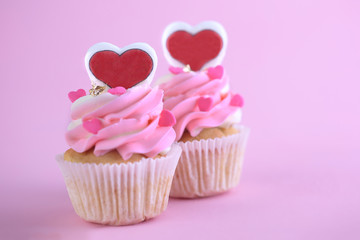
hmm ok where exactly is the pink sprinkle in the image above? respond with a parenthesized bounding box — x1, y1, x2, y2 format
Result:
(207, 65, 224, 79)
(83, 118, 102, 134)
(108, 87, 126, 95)
(68, 89, 86, 103)
(197, 97, 213, 112)
(169, 66, 184, 74)
(158, 110, 176, 127)
(230, 94, 244, 107)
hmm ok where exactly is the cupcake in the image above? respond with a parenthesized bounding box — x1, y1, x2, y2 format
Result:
(57, 42, 181, 225)
(158, 21, 250, 198)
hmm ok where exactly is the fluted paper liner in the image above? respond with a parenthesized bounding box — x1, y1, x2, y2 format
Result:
(170, 126, 250, 198)
(56, 144, 181, 225)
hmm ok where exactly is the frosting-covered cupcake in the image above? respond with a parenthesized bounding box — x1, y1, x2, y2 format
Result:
(159, 21, 250, 198)
(66, 85, 175, 160)
(57, 42, 181, 225)
(160, 65, 242, 141)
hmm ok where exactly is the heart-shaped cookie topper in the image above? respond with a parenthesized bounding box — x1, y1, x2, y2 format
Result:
(162, 21, 227, 71)
(85, 42, 157, 90)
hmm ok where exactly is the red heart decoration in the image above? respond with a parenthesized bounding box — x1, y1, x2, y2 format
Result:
(68, 89, 86, 103)
(83, 118, 102, 134)
(108, 86, 126, 95)
(169, 66, 184, 74)
(207, 65, 224, 79)
(197, 96, 213, 112)
(89, 49, 153, 89)
(167, 30, 223, 71)
(158, 110, 176, 127)
(230, 94, 244, 107)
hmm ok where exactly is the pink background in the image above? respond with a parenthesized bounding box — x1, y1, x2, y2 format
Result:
(1, 0, 359, 239)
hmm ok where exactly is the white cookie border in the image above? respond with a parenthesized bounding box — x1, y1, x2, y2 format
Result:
(162, 21, 227, 71)
(85, 42, 158, 88)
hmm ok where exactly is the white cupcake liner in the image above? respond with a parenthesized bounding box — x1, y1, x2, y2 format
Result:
(170, 126, 250, 198)
(56, 144, 181, 225)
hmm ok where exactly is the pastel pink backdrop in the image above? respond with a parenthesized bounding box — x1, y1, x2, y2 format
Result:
(1, 0, 359, 239)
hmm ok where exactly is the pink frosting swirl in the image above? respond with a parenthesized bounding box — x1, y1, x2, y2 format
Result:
(66, 85, 176, 160)
(159, 65, 243, 141)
